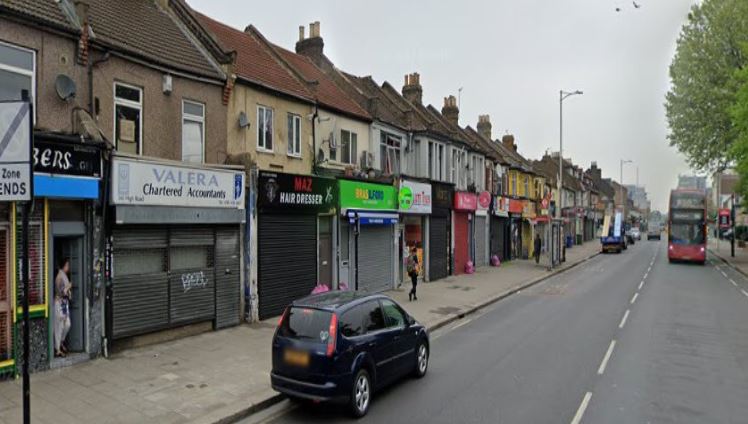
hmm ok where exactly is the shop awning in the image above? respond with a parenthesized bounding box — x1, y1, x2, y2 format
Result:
(347, 211, 399, 225)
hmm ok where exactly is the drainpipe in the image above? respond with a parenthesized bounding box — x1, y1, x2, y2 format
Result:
(311, 103, 319, 174)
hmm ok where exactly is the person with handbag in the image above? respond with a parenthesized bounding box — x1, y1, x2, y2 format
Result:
(54, 258, 72, 357)
(407, 247, 420, 301)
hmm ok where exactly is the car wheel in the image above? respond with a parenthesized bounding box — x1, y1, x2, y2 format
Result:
(414, 342, 429, 378)
(349, 369, 371, 418)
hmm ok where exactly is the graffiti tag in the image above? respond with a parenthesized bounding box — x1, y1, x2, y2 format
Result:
(181, 271, 208, 293)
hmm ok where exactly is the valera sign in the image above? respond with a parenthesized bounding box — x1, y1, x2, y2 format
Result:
(339, 179, 396, 211)
(111, 157, 245, 209)
(399, 179, 432, 214)
(454, 191, 478, 211)
(258, 171, 336, 212)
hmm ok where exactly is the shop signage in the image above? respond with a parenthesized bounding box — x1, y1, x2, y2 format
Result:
(258, 171, 336, 212)
(522, 200, 536, 218)
(454, 191, 477, 211)
(493, 196, 509, 217)
(33, 139, 101, 178)
(339, 179, 396, 211)
(399, 179, 432, 214)
(111, 157, 245, 209)
(719, 208, 731, 229)
(671, 210, 703, 221)
(509, 199, 524, 214)
(0, 101, 32, 201)
(477, 191, 491, 211)
(432, 182, 453, 210)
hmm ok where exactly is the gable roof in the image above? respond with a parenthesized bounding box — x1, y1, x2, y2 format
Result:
(195, 13, 312, 102)
(0, 0, 79, 32)
(533, 156, 582, 191)
(338, 73, 411, 131)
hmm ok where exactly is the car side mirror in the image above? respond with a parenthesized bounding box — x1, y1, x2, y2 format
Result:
(406, 315, 416, 326)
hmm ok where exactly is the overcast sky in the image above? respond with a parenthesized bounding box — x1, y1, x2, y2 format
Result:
(190, 0, 698, 211)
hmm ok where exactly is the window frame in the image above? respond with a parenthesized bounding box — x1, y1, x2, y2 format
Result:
(380, 131, 402, 175)
(113, 82, 143, 155)
(0, 40, 36, 121)
(257, 105, 274, 152)
(287, 113, 302, 157)
(340, 129, 358, 165)
(181, 99, 205, 164)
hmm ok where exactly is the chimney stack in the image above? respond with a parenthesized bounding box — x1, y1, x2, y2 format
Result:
(589, 161, 602, 179)
(477, 115, 492, 139)
(402, 73, 423, 105)
(295, 21, 324, 67)
(442, 95, 459, 126)
(502, 134, 516, 152)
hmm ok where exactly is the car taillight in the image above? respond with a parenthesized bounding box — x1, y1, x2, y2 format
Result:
(277, 308, 288, 328)
(326, 313, 338, 357)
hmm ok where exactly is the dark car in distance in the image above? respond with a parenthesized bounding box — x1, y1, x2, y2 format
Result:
(270, 291, 430, 417)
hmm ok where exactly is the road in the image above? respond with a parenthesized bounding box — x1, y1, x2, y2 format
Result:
(253, 241, 748, 424)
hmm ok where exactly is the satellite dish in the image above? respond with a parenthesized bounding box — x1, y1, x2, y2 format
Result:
(55, 74, 76, 101)
(238, 111, 249, 129)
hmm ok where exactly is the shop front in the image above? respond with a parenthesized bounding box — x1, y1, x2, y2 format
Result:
(453, 191, 477, 275)
(398, 179, 431, 285)
(509, 199, 524, 260)
(474, 191, 491, 268)
(339, 180, 397, 293)
(1, 134, 106, 375)
(429, 182, 453, 281)
(490, 196, 511, 263)
(256, 171, 337, 320)
(108, 156, 245, 342)
(522, 200, 537, 259)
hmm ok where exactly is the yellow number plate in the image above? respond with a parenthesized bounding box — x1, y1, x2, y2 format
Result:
(284, 349, 310, 367)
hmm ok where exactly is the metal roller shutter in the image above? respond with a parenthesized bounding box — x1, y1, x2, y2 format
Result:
(258, 214, 316, 320)
(215, 228, 240, 329)
(429, 216, 448, 281)
(0, 226, 10, 361)
(475, 216, 487, 267)
(357, 226, 393, 293)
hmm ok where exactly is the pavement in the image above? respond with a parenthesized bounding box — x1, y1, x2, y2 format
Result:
(708, 237, 748, 276)
(265, 239, 748, 424)
(0, 241, 601, 424)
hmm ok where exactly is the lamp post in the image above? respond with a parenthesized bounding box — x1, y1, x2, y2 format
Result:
(620, 159, 633, 220)
(558, 90, 583, 220)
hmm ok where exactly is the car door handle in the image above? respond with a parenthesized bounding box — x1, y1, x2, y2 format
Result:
(368, 342, 377, 348)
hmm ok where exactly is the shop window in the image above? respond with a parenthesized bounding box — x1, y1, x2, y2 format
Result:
(257, 105, 273, 152)
(114, 83, 142, 155)
(524, 175, 530, 197)
(182, 100, 205, 164)
(380, 132, 401, 175)
(0, 41, 35, 112)
(428, 142, 434, 179)
(170, 246, 212, 270)
(340, 129, 357, 165)
(287, 113, 301, 157)
(428, 141, 446, 181)
(114, 249, 165, 276)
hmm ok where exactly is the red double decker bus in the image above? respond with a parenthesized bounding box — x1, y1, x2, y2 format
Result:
(668, 189, 707, 264)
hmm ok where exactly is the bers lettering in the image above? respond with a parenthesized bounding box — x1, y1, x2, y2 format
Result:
(32, 140, 101, 177)
(33, 147, 71, 171)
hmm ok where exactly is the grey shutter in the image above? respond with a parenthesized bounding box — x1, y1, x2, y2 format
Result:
(357, 226, 393, 293)
(429, 216, 448, 281)
(258, 214, 316, 320)
(475, 216, 487, 267)
(215, 227, 240, 329)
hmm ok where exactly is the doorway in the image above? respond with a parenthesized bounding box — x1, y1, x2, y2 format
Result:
(318, 216, 333, 288)
(52, 236, 85, 353)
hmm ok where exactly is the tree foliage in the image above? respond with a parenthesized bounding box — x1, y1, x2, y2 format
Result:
(729, 55, 748, 198)
(665, 0, 748, 173)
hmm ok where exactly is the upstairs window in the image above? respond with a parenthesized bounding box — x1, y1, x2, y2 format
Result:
(0, 41, 35, 111)
(287, 113, 301, 156)
(380, 132, 401, 175)
(114, 83, 142, 155)
(182, 100, 205, 164)
(257, 105, 273, 151)
(340, 129, 357, 165)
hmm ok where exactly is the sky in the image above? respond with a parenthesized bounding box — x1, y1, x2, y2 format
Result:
(189, 0, 698, 211)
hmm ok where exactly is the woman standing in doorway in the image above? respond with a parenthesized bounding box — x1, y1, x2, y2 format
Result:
(54, 258, 72, 357)
(407, 247, 419, 301)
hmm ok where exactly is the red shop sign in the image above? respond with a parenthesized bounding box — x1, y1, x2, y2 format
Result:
(477, 191, 492, 210)
(508, 199, 524, 214)
(454, 192, 478, 211)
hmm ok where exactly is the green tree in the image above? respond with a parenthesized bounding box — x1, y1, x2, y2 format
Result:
(665, 0, 748, 173)
(729, 57, 748, 197)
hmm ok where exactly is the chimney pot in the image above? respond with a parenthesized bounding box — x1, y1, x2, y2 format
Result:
(402, 72, 423, 105)
(477, 114, 492, 139)
(298, 25, 305, 41)
(441, 95, 459, 126)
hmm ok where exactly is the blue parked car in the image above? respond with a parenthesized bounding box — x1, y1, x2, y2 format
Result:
(271, 291, 430, 417)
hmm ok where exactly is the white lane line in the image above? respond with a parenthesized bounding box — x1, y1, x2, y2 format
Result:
(742, 290, 748, 298)
(451, 318, 472, 331)
(630, 293, 639, 304)
(638, 281, 644, 290)
(721, 271, 728, 278)
(643, 272, 649, 280)
(730, 279, 738, 287)
(570, 392, 593, 424)
(619, 310, 630, 329)
(597, 340, 617, 375)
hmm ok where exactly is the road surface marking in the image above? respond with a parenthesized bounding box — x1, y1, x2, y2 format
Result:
(630, 293, 639, 304)
(647, 266, 652, 272)
(619, 310, 630, 329)
(721, 271, 728, 278)
(452, 318, 472, 330)
(638, 281, 644, 290)
(742, 290, 748, 298)
(731, 279, 738, 287)
(598, 340, 617, 375)
(570, 392, 593, 424)
(643, 272, 649, 280)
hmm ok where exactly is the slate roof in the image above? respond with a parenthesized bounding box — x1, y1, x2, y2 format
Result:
(339, 73, 411, 131)
(533, 156, 582, 191)
(1, 0, 224, 80)
(195, 13, 312, 101)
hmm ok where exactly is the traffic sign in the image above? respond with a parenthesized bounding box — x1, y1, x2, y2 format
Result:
(0, 101, 32, 201)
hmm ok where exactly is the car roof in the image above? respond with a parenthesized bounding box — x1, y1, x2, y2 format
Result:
(291, 291, 389, 311)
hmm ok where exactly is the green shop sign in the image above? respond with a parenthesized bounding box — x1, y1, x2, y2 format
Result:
(339, 179, 396, 210)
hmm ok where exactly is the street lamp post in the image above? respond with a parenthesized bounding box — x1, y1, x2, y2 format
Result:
(620, 159, 633, 220)
(558, 90, 583, 220)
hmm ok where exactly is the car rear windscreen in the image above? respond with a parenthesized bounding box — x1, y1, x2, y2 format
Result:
(279, 307, 333, 343)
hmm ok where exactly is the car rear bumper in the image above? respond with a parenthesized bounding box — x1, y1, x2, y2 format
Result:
(271, 372, 350, 402)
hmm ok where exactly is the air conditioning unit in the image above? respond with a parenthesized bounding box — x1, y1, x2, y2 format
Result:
(328, 131, 338, 149)
(360, 151, 373, 169)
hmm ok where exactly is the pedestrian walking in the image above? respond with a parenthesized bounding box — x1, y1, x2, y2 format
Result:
(54, 258, 72, 357)
(534, 233, 542, 264)
(407, 247, 419, 301)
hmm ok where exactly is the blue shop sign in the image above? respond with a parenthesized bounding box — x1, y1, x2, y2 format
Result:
(34, 173, 99, 199)
(347, 210, 398, 225)
(32, 139, 102, 199)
